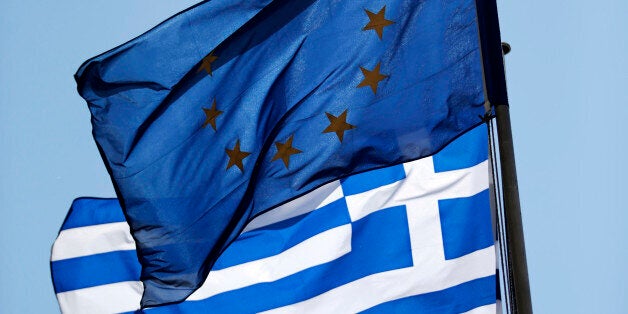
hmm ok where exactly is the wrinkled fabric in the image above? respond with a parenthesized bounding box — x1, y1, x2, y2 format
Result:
(76, 0, 486, 306)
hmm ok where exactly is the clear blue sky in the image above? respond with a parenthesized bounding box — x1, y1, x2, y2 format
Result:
(1, 1, 626, 312)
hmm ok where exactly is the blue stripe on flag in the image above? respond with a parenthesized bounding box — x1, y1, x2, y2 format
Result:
(146, 205, 413, 313)
(360, 275, 496, 313)
(340, 165, 406, 196)
(213, 198, 351, 270)
(439, 189, 493, 260)
(62, 198, 126, 230)
(433, 124, 487, 173)
(51, 250, 140, 293)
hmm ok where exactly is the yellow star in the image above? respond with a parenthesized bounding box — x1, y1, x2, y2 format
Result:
(202, 99, 223, 131)
(271, 135, 302, 169)
(363, 6, 394, 40)
(197, 52, 218, 76)
(357, 62, 388, 94)
(225, 140, 251, 172)
(323, 110, 356, 142)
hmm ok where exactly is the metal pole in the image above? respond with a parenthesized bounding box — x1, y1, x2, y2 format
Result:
(475, 0, 532, 309)
(494, 97, 532, 313)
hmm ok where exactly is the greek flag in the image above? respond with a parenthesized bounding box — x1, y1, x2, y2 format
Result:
(51, 125, 495, 313)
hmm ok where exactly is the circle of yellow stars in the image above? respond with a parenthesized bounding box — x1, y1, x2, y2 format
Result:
(197, 6, 395, 172)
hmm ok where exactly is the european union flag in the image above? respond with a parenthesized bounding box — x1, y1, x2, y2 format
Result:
(76, 0, 487, 307)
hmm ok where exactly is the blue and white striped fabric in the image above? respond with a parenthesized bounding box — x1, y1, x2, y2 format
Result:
(51, 125, 495, 313)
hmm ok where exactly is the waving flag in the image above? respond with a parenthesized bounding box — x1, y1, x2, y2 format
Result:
(75, 0, 488, 306)
(51, 125, 495, 313)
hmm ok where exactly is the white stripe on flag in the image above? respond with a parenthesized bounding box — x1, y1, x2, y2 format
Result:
(51, 222, 135, 261)
(243, 181, 343, 232)
(260, 246, 494, 314)
(345, 158, 488, 222)
(188, 224, 352, 300)
(462, 303, 497, 314)
(56, 281, 142, 314)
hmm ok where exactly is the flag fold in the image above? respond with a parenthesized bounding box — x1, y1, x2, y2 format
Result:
(75, 0, 487, 306)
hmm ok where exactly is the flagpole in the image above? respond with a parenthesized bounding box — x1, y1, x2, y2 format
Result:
(476, 0, 532, 311)
(493, 42, 532, 313)
(494, 98, 532, 314)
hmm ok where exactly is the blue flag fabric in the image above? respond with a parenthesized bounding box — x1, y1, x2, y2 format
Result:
(51, 125, 495, 313)
(76, 0, 487, 306)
